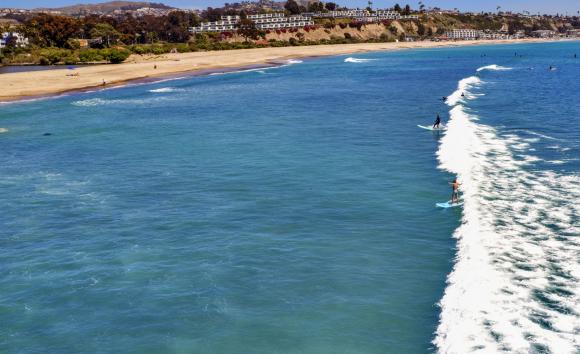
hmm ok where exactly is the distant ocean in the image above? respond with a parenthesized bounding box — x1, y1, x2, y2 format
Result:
(1, 41, 578, 353)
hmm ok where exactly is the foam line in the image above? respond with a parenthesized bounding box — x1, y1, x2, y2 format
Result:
(344, 57, 376, 63)
(434, 66, 579, 354)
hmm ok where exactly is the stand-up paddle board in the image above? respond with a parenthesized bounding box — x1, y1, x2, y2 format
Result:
(418, 124, 445, 131)
(436, 200, 464, 208)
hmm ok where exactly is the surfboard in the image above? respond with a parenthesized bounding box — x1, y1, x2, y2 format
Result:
(436, 200, 464, 208)
(418, 124, 445, 131)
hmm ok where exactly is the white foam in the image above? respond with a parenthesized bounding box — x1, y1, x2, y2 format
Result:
(476, 64, 513, 72)
(344, 57, 376, 63)
(72, 95, 177, 107)
(434, 71, 580, 354)
(148, 87, 184, 93)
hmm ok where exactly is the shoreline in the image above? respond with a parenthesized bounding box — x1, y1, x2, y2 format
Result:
(0, 39, 562, 103)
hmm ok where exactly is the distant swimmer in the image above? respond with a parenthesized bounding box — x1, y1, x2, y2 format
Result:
(549, 65, 556, 71)
(433, 114, 442, 129)
(450, 178, 461, 204)
(43, 133, 52, 136)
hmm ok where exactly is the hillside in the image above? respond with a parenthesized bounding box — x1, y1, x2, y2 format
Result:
(35, 1, 174, 15)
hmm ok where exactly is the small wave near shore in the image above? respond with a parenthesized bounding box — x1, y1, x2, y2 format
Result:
(344, 57, 376, 63)
(434, 66, 579, 353)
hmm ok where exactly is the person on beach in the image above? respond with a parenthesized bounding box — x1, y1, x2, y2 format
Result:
(433, 114, 442, 129)
(450, 178, 461, 204)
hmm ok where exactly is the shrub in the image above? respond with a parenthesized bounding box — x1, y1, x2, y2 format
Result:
(339, 23, 347, 29)
(130, 45, 147, 55)
(104, 48, 130, 64)
(39, 48, 70, 65)
(344, 33, 352, 39)
(78, 49, 105, 62)
(151, 45, 167, 55)
(175, 43, 190, 53)
(63, 55, 79, 65)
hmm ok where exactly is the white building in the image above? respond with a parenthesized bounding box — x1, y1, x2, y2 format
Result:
(0, 32, 29, 49)
(190, 13, 314, 33)
(530, 30, 556, 38)
(445, 29, 483, 40)
(310, 9, 418, 21)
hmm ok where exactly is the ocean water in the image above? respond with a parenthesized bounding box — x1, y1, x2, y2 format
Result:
(1, 42, 578, 354)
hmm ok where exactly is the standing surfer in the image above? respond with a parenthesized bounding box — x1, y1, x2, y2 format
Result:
(450, 178, 461, 204)
(433, 114, 442, 129)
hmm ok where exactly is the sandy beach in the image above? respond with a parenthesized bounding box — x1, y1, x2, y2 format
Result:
(0, 39, 550, 102)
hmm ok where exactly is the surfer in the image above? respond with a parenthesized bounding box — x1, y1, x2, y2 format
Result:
(461, 92, 465, 97)
(450, 178, 461, 204)
(433, 114, 441, 129)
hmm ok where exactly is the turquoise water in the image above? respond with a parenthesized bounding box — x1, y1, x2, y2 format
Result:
(1, 42, 578, 353)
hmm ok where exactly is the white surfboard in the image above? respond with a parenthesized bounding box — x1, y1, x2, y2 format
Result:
(418, 124, 445, 131)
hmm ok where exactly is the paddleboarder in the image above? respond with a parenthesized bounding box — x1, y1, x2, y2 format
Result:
(450, 178, 461, 204)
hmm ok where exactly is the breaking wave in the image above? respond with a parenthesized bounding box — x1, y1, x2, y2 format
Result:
(476, 64, 513, 72)
(344, 57, 376, 63)
(434, 66, 579, 353)
(285, 59, 303, 65)
(148, 87, 184, 93)
(72, 96, 177, 107)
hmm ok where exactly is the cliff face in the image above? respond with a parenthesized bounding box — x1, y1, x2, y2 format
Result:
(226, 22, 416, 43)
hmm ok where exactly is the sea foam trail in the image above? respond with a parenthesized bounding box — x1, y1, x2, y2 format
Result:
(476, 64, 512, 72)
(434, 66, 580, 354)
(344, 57, 376, 63)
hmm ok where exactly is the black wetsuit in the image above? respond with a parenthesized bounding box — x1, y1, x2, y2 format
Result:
(433, 115, 441, 128)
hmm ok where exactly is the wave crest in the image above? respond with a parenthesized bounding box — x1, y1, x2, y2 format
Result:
(434, 69, 579, 354)
(344, 57, 376, 63)
(476, 64, 513, 72)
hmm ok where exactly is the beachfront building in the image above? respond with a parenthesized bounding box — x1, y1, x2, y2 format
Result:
(307, 9, 418, 22)
(190, 13, 314, 33)
(530, 30, 556, 38)
(312, 10, 368, 18)
(445, 29, 484, 40)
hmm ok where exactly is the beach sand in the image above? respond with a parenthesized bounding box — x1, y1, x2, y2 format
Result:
(0, 39, 549, 102)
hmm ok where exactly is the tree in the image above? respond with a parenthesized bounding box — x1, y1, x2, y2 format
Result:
(285, 0, 301, 15)
(237, 18, 259, 42)
(308, 1, 324, 12)
(417, 23, 425, 36)
(393, 4, 402, 12)
(325, 2, 337, 11)
(403, 4, 411, 15)
(90, 23, 120, 46)
(23, 14, 81, 48)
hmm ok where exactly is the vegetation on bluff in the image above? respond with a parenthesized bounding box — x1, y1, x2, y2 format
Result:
(0, 4, 577, 66)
